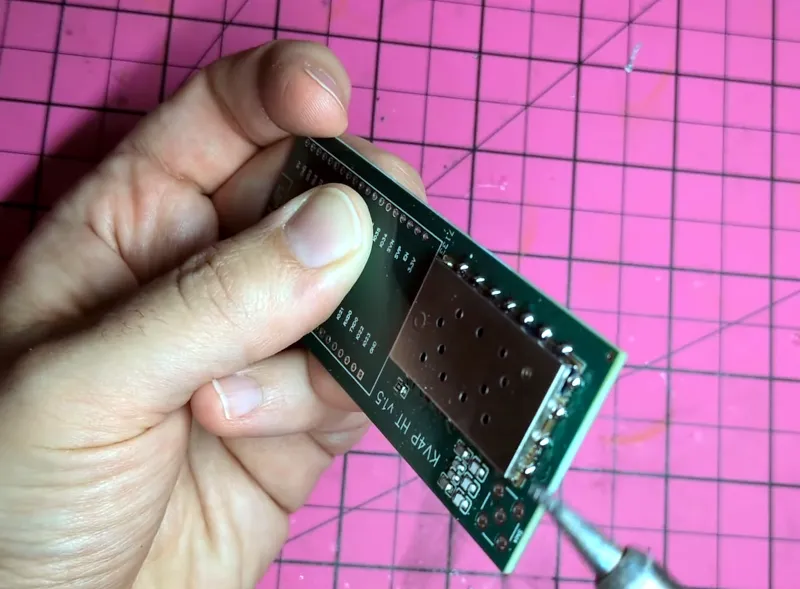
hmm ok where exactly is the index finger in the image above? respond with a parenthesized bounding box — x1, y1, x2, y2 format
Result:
(119, 40, 351, 194)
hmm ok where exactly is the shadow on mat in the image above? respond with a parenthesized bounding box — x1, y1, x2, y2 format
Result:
(0, 17, 251, 272)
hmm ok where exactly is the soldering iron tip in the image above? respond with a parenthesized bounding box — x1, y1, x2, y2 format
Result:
(529, 484, 556, 509)
(528, 484, 623, 576)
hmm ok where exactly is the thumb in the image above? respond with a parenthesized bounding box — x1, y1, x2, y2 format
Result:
(8, 184, 372, 447)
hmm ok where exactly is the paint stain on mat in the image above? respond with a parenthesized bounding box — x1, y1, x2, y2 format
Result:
(630, 72, 672, 115)
(521, 222, 536, 254)
(627, 47, 678, 118)
(331, 0, 346, 16)
(604, 421, 666, 445)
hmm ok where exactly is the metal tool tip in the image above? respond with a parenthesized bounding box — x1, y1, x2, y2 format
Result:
(529, 484, 545, 501)
(529, 484, 556, 509)
(529, 483, 623, 577)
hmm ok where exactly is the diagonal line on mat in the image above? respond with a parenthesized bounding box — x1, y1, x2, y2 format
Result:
(284, 286, 800, 546)
(422, 0, 665, 192)
(171, 0, 255, 87)
(286, 478, 418, 544)
(617, 286, 800, 380)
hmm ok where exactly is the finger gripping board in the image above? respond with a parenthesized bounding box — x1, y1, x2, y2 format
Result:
(268, 136, 627, 573)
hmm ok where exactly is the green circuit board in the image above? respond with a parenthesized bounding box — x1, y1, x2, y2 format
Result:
(267, 136, 627, 573)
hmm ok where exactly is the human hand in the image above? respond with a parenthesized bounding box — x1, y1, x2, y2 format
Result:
(0, 40, 426, 589)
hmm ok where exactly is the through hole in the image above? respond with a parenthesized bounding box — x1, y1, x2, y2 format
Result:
(475, 327, 484, 338)
(498, 347, 508, 358)
(455, 308, 464, 319)
(499, 376, 510, 388)
(480, 384, 489, 395)
(420, 352, 427, 362)
(439, 372, 447, 382)
(436, 317, 445, 328)
(481, 413, 491, 425)
(458, 391, 468, 403)
(437, 344, 446, 354)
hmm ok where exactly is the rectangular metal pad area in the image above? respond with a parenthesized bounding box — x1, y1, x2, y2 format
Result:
(389, 258, 570, 475)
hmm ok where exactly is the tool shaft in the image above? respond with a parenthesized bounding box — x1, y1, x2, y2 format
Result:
(534, 487, 622, 574)
(595, 548, 684, 589)
(530, 486, 685, 589)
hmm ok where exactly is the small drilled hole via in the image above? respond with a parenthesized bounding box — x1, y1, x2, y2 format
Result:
(458, 391, 468, 403)
(439, 372, 447, 382)
(437, 344, 446, 354)
(420, 352, 427, 362)
(436, 317, 445, 327)
(481, 413, 491, 425)
(455, 308, 464, 319)
(480, 384, 489, 395)
(499, 376, 510, 388)
(475, 327, 484, 338)
(498, 347, 508, 358)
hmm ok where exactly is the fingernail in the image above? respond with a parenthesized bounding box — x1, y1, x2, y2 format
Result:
(285, 187, 363, 268)
(303, 63, 346, 112)
(213, 375, 263, 419)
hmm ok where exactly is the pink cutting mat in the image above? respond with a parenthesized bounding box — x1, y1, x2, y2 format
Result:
(1, 0, 800, 587)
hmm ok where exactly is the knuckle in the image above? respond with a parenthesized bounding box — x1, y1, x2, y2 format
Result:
(4, 341, 55, 387)
(174, 244, 255, 331)
(0, 343, 63, 435)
